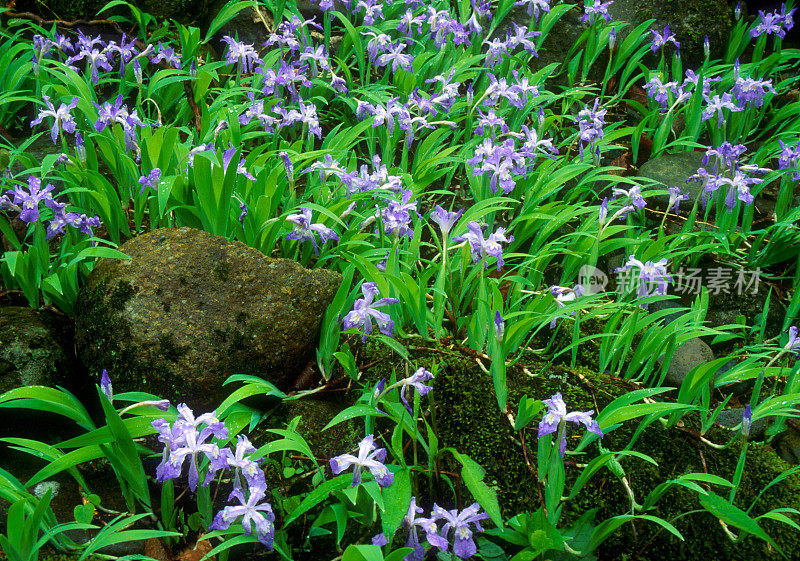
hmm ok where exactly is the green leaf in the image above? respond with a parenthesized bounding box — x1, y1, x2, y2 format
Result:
(452, 452, 503, 528)
(323, 404, 387, 432)
(284, 474, 352, 526)
(342, 544, 384, 561)
(381, 468, 411, 539)
(699, 491, 781, 552)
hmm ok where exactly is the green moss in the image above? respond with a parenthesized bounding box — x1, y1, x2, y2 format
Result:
(356, 338, 800, 559)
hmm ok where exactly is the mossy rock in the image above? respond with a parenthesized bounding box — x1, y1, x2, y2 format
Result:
(610, 0, 733, 68)
(74, 227, 342, 408)
(359, 339, 800, 559)
(21, 0, 207, 24)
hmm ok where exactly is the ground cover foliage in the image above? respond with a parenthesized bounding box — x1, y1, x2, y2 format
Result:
(1, 0, 800, 559)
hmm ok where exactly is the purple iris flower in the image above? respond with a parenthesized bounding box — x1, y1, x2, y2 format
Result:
(138, 168, 161, 195)
(343, 282, 400, 342)
(650, 25, 680, 52)
(514, 0, 550, 20)
(453, 222, 514, 271)
(152, 404, 229, 491)
(614, 256, 671, 300)
(100, 369, 113, 401)
(226, 435, 266, 496)
(785, 326, 800, 357)
(667, 186, 690, 214)
(221, 36, 261, 74)
(430, 205, 463, 237)
(742, 404, 752, 438)
(611, 185, 646, 218)
(285, 207, 339, 255)
(645, 76, 679, 112)
(778, 139, 800, 180)
(66, 48, 113, 84)
(483, 38, 510, 69)
(30, 95, 79, 144)
(9, 176, 55, 223)
(377, 42, 414, 73)
(150, 42, 181, 69)
(751, 7, 794, 38)
(209, 486, 275, 549)
(549, 285, 585, 329)
(330, 434, 394, 487)
(372, 497, 446, 561)
(380, 189, 418, 239)
(431, 503, 490, 558)
(44, 199, 99, 240)
(538, 392, 604, 456)
(577, 98, 607, 164)
(580, 0, 613, 24)
(701, 92, 742, 128)
(396, 368, 434, 413)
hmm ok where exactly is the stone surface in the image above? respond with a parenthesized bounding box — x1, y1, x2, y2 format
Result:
(637, 150, 708, 213)
(0, 306, 77, 394)
(18, 0, 205, 23)
(661, 336, 715, 387)
(74, 227, 342, 406)
(715, 406, 770, 441)
(608, 0, 733, 69)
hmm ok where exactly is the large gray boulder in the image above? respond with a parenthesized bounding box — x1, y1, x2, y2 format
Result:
(75, 227, 342, 406)
(638, 150, 708, 213)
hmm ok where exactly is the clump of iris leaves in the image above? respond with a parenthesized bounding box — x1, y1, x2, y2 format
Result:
(1, 0, 800, 559)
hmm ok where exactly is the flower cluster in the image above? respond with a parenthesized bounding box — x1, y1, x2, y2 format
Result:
(4, 176, 101, 239)
(577, 98, 606, 164)
(153, 406, 274, 548)
(778, 139, 800, 180)
(372, 497, 490, 560)
(467, 124, 557, 195)
(750, 4, 796, 39)
(688, 142, 768, 212)
(453, 222, 514, 270)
